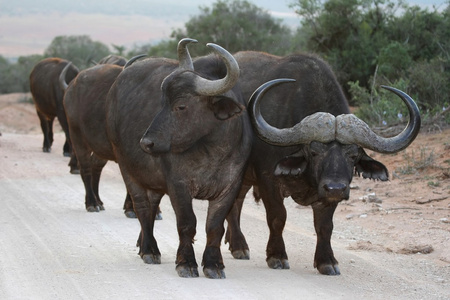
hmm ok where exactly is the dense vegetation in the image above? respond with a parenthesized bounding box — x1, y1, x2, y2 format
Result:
(1, 0, 448, 125)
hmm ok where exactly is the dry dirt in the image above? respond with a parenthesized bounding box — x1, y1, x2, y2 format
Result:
(0, 93, 449, 299)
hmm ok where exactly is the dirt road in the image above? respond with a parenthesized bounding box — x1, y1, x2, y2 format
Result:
(0, 132, 448, 300)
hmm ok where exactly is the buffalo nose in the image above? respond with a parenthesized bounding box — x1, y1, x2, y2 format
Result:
(140, 138, 154, 153)
(323, 183, 347, 196)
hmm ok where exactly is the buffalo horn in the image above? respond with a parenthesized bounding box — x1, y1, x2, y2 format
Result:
(193, 43, 240, 96)
(250, 80, 421, 153)
(124, 54, 147, 68)
(178, 38, 198, 70)
(336, 85, 421, 153)
(59, 62, 72, 91)
(249, 78, 336, 145)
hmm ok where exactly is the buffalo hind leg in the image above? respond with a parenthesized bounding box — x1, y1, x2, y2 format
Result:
(90, 154, 108, 211)
(260, 182, 289, 269)
(123, 192, 162, 220)
(312, 202, 340, 275)
(123, 192, 136, 218)
(37, 111, 53, 153)
(68, 151, 79, 174)
(56, 108, 72, 157)
(225, 183, 251, 260)
(130, 186, 163, 264)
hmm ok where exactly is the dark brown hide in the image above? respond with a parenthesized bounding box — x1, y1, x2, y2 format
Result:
(29, 57, 79, 170)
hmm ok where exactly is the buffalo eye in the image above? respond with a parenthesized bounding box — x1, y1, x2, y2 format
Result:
(174, 104, 186, 111)
(310, 150, 319, 157)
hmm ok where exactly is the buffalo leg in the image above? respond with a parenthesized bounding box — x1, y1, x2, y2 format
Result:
(130, 187, 163, 265)
(225, 183, 251, 259)
(260, 178, 289, 269)
(71, 139, 105, 212)
(123, 192, 161, 220)
(311, 202, 340, 275)
(167, 187, 198, 278)
(90, 154, 107, 211)
(56, 107, 72, 157)
(68, 152, 79, 174)
(37, 111, 53, 153)
(123, 192, 136, 218)
(202, 189, 238, 279)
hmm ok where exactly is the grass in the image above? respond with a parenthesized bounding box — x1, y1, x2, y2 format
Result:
(396, 146, 436, 175)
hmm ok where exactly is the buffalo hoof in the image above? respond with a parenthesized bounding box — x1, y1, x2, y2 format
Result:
(99, 205, 105, 211)
(231, 249, 250, 260)
(86, 206, 100, 212)
(155, 212, 163, 220)
(317, 264, 340, 275)
(43, 147, 51, 153)
(176, 263, 199, 278)
(203, 267, 226, 279)
(142, 254, 161, 264)
(63, 151, 71, 157)
(70, 168, 80, 175)
(124, 210, 137, 218)
(267, 257, 290, 269)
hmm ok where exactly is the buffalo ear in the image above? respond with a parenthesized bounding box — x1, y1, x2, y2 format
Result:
(211, 96, 245, 120)
(275, 154, 308, 176)
(355, 151, 389, 181)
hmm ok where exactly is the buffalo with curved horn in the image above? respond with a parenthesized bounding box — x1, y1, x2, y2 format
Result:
(106, 39, 251, 279)
(225, 52, 421, 276)
(250, 80, 420, 154)
(29, 58, 79, 163)
(62, 54, 147, 216)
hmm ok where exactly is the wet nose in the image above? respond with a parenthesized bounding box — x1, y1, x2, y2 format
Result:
(323, 183, 347, 197)
(140, 138, 154, 153)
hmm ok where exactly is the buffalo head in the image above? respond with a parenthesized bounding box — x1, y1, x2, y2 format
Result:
(140, 38, 243, 154)
(249, 79, 421, 203)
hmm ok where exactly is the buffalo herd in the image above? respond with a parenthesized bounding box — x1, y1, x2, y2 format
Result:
(29, 38, 421, 279)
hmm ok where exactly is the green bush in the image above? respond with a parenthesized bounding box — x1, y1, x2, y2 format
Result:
(350, 79, 413, 127)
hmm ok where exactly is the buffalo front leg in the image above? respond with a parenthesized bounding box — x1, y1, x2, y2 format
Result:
(167, 189, 198, 278)
(202, 191, 238, 279)
(312, 202, 340, 275)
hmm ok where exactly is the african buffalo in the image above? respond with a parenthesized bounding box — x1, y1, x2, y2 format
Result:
(225, 52, 420, 275)
(106, 39, 252, 278)
(62, 55, 147, 217)
(29, 58, 79, 168)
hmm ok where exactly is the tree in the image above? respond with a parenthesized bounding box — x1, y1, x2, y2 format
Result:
(128, 40, 179, 60)
(289, 0, 405, 100)
(132, 0, 294, 57)
(112, 44, 126, 56)
(385, 5, 446, 62)
(44, 35, 111, 69)
(0, 54, 42, 94)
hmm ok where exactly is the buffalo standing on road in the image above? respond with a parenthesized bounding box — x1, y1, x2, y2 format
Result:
(29, 58, 79, 170)
(106, 39, 252, 278)
(225, 52, 420, 275)
(62, 55, 146, 216)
